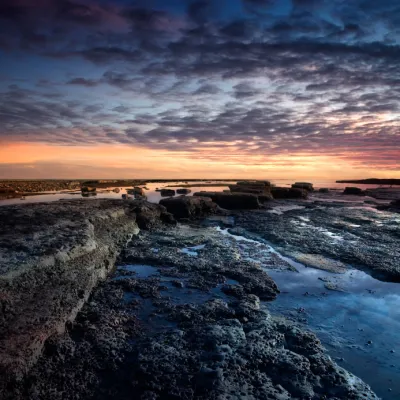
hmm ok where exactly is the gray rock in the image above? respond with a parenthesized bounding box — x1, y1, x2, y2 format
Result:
(160, 195, 219, 219)
(0, 199, 175, 386)
(194, 192, 261, 210)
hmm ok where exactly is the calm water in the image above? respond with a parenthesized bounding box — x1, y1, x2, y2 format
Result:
(0, 181, 233, 206)
(1, 179, 397, 206)
(217, 227, 400, 400)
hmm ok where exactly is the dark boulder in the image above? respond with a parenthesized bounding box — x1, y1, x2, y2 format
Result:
(194, 192, 260, 210)
(159, 196, 219, 219)
(176, 188, 192, 195)
(229, 181, 273, 203)
(160, 189, 176, 197)
(292, 182, 314, 192)
(271, 187, 308, 199)
(128, 200, 176, 229)
(343, 187, 365, 196)
(230, 180, 271, 195)
(319, 188, 329, 193)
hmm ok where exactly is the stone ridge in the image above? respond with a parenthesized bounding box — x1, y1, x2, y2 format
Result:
(0, 199, 173, 386)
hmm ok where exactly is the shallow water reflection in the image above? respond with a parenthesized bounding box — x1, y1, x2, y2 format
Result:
(215, 226, 400, 399)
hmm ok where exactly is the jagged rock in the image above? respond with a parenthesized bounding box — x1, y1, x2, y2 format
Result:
(134, 302, 378, 400)
(128, 199, 176, 229)
(159, 196, 219, 219)
(194, 192, 260, 210)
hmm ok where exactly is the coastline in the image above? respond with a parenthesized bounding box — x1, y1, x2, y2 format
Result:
(2, 192, 399, 398)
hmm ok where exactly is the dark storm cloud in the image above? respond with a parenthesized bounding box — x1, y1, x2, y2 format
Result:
(0, 0, 399, 168)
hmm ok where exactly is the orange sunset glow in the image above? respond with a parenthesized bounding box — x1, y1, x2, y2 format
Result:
(1, 142, 399, 179)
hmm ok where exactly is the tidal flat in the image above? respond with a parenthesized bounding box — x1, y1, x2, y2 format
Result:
(0, 190, 399, 399)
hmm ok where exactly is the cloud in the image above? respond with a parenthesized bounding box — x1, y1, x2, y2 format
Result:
(0, 0, 399, 172)
(67, 77, 98, 87)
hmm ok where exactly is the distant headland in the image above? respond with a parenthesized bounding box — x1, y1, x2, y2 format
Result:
(336, 178, 400, 185)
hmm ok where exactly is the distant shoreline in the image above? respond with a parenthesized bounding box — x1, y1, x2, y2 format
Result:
(336, 179, 400, 185)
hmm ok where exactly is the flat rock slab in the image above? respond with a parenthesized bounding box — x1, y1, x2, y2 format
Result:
(194, 192, 261, 210)
(0, 199, 173, 385)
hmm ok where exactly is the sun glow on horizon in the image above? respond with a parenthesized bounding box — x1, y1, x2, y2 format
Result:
(1, 142, 398, 180)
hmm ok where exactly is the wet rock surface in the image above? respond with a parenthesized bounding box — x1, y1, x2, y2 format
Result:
(235, 200, 400, 282)
(3, 216, 381, 399)
(159, 195, 220, 220)
(0, 199, 174, 388)
(3, 193, 399, 399)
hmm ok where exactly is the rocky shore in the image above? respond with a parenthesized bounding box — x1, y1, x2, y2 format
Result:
(0, 199, 174, 391)
(2, 195, 397, 399)
(0, 180, 81, 196)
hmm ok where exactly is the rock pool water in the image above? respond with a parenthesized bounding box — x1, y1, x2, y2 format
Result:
(217, 226, 400, 400)
(115, 218, 400, 399)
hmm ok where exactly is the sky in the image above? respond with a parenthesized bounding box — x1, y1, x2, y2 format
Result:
(0, 0, 399, 179)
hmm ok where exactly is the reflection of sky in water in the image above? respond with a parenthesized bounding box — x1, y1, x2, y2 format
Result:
(216, 226, 400, 400)
(0, 181, 233, 206)
(116, 264, 159, 279)
(179, 244, 206, 257)
(268, 262, 400, 400)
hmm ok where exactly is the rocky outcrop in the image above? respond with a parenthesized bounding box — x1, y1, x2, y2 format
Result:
(337, 178, 400, 185)
(229, 180, 271, 195)
(271, 187, 308, 199)
(228, 181, 273, 203)
(292, 182, 314, 191)
(177, 188, 192, 194)
(135, 304, 378, 400)
(0, 199, 174, 388)
(194, 192, 260, 210)
(378, 199, 400, 213)
(160, 189, 176, 197)
(160, 195, 219, 220)
(1, 217, 379, 400)
(343, 187, 365, 195)
(127, 187, 145, 196)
